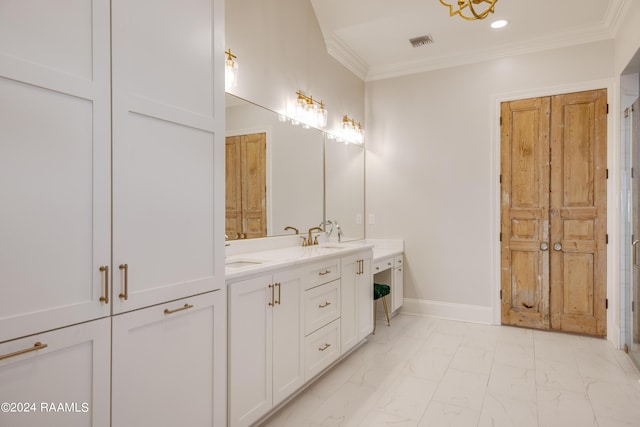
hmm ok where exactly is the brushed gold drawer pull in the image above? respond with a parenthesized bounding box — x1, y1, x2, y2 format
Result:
(119, 264, 129, 300)
(275, 282, 281, 305)
(99, 266, 109, 304)
(318, 270, 331, 276)
(319, 301, 332, 308)
(163, 303, 194, 315)
(318, 343, 331, 352)
(268, 284, 275, 306)
(0, 342, 48, 361)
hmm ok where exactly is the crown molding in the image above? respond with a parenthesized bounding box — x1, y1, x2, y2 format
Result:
(325, 35, 369, 81)
(607, 0, 633, 36)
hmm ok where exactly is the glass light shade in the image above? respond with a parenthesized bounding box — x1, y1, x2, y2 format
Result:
(225, 59, 238, 89)
(316, 108, 328, 128)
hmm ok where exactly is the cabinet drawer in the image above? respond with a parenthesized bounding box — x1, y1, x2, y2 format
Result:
(373, 257, 393, 274)
(306, 259, 341, 290)
(305, 279, 340, 335)
(305, 318, 340, 381)
(394, 255, 403, 268)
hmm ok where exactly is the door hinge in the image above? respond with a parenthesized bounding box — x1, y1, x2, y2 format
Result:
(499, 232, 502, 242)
(500, 116, 503, 126)
(606, 234, 609, 244)
(606, 103, 609, 114)
(499, 174, 502, 184)
(500, 289, 503, 300)
(606, 298, 608, 309)
(632, 300, 635, 312)
(606, 169, 609, 179)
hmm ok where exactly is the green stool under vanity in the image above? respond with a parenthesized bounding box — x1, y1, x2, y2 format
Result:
(373, 283, 391, 334)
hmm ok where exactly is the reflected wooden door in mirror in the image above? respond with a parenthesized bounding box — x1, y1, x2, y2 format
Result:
(226, 133, 267, 239)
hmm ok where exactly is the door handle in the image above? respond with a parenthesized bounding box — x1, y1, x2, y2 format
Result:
(553, 242, 562, 251)
(119, 264, 129, 300)
(540, 242, 549, 251)
(633, 240, 640, 269)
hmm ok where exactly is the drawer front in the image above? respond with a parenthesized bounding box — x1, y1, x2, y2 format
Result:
(373, 257, 393, 274)
(305, 279, 340, 335)
(394, 255, 403, 269)
(306, 259, 341, 290)
(305, 319, 341, 381)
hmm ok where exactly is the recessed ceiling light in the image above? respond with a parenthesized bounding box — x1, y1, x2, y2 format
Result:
(491, 19, 509, 29)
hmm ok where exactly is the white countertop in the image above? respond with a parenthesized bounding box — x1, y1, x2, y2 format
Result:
(225, 241, 374, 282)
(224, 236, 404, 282)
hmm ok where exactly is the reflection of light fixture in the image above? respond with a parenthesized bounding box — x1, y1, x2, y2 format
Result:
(290, 91, 328, 128)
(341, 115, 364, 144)
(225, 49, 238, 90)
(440, 0, 497, 21)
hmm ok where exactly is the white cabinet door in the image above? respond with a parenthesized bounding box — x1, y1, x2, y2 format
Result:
(272, 268, 305, 405)
(341, 254, 359, 353)
(0, 318, 111, 427)
(111, 291, 225, 427)
(111, 0, 225, 313)
(392, 256, 404, 313)
(357, 253, 373, 341)
(228, 275, 273, 427)
(341, 251, 373, 353)
(0, 0, 111, 342)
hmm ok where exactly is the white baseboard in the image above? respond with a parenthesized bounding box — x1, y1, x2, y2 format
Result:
(401, 298, 494, 325)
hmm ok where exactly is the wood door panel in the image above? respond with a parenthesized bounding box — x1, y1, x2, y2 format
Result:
(501, 97, 550, 329)
(550, 89, 607, 336)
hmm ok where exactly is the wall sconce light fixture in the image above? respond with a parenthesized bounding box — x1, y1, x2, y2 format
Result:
(290, 91, 328, 128)
(225, 49, 238, 90)
(341, 115, 364, 144)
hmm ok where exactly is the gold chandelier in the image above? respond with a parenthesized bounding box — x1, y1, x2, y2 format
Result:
(439, 0, 498, 21)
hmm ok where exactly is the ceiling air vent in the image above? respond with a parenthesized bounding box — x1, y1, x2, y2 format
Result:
(409, 34, 434, 48)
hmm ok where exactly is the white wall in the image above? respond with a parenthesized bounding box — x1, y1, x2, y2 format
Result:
(365, 41, 615, 320)
(225, 0, 365, 137)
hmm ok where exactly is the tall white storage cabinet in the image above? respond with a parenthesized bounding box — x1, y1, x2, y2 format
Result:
(111, 0, 223, 314)
(0, 0, 111, 343)
(0, 0, 226, 425)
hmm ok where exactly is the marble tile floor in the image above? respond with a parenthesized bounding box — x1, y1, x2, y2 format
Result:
(260, 314, 640, 427)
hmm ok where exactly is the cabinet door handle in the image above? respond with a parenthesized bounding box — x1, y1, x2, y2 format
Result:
(275, 282, 281, 305)
(268, 284, 275, 306)
(633, 240, 640, 269)
(319, 301, 332, 308)
(318, 343, 331, 352)
(99, 266, 109, 304)
(119, 264, 129, 300)
(319, 270, 331, 276)
(163, 303, 194, 315)
(0, 341, 48, 361)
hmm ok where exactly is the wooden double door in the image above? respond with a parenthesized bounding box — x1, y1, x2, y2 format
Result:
(500, 89, 607, 336)
(226, 133, 267, 239)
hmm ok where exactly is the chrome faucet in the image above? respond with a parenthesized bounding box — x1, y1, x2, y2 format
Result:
(320, 220, 343, 242)
(307, 227, 323, 246)
(335, 222, 343, 243)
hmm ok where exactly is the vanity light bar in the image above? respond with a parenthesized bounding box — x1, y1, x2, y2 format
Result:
(292, 91, 328, 128)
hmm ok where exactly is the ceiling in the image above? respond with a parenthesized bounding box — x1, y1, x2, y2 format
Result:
(310, 0, 631, 81)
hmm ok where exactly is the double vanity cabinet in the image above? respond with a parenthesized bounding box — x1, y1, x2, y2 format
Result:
(227, 244, 375, 427)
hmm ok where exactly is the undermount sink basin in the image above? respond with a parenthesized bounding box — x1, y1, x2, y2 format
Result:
(225, 259, 265, 269)
(317, 244, 346, 250)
